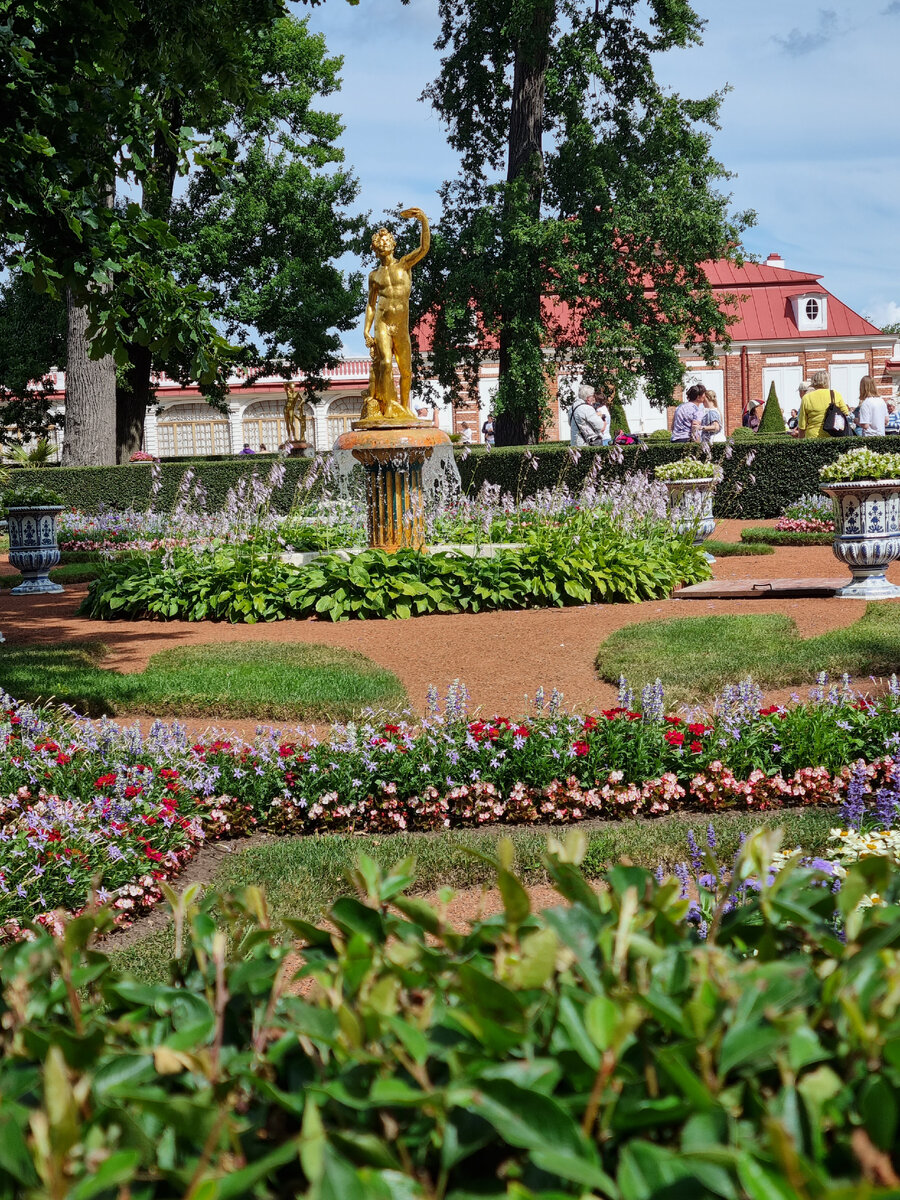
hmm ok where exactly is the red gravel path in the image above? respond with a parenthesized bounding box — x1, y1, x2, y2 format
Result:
(3, 519, 895, 737)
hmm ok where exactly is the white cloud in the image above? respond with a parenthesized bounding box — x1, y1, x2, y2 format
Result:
(868, 301, 900, 329)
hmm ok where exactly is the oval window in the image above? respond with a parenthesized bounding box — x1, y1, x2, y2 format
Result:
(805, 298, 820, 322)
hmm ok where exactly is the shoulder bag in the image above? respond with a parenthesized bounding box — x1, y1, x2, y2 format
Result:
(822, 390, 847, 437)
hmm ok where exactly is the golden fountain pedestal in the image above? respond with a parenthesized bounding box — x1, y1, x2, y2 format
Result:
(334, 421, 451, 552)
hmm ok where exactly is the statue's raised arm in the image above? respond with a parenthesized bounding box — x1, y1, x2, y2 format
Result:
(399, 207, 430, 269)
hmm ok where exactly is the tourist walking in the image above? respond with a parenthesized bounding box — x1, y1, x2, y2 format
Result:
(670, 384, 706, 443)
(856, 376, 888, 437)
(566, 387, 609, 446)
(887, 401, 900, 434)
(700, 389, 722, 443)
(797, 370, 850, 439)
(459, 423, 473, 444)
(481, 414, 495, 445)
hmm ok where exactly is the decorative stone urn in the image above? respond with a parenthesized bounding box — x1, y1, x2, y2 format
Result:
(663, 478, 717, 559)
(7, 505, 64, 594)
(820, 480, 900, 598)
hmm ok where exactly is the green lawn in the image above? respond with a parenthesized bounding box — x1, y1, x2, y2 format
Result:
(0, 641, 406, 721)
(109, 807, 837, 982)
(703, 539, 774, 557)
(0, 563, 101, 588)
(740, 527, 833, 546)
(596, 602, 900, 705)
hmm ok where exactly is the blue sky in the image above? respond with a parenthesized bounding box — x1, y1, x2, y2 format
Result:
(303, 0, 900, 352)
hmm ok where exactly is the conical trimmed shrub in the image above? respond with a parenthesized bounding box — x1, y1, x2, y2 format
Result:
(758, 381, 787, 434)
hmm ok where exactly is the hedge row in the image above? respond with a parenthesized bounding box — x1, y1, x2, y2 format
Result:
(13, 434, 895, 519)
(457, 434, 896, 519)
(10, 457, 314, 513)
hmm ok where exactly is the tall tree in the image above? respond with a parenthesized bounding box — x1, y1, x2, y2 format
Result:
(417, 0, 753, 445)
(0, 0, 289, 464)
(0, 273, 67, 446)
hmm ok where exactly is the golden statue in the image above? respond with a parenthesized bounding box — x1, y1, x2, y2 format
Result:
(359, 207, 430, 424)
(283, 382, 308, 444)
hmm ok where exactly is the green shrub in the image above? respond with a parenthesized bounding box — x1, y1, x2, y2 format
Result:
(458, 436, 899, 519)
(608, 395, 630, 436)
(9, 457, 315, 514)
(80, 524, 710, 622)
(741, 526, 834, 546)
(3, 840, 900, 1198)
(758, 380, 787, 433)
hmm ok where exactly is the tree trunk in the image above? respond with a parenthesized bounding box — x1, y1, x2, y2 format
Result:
(61, 289, 117, 466)
(116, 342, 152, 462)
(495, 0, 553, 447)
(115, 103, 181, 462)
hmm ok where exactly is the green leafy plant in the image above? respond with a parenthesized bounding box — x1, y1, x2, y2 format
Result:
(820, 445, 900, 483)
(3, 838, 900, 1198)
(654, 457, 718, 481)
(79, 520, 711, 623)
(2, 483, 64, 509)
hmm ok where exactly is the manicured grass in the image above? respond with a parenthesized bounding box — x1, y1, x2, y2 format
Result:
(108, 807, 837, 981)
(741, 526, 833, 546)
(703, 539, 774, 557)
(0, 563, 101, 588)
(596, 602, 900, 705)
(0, 641, 406, 721)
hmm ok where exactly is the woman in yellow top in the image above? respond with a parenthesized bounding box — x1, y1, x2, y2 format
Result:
(798, 369, 850, 439)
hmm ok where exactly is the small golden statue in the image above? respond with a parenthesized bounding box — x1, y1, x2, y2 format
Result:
(283, 382, 308, 444)
(359, 207, 430, 425)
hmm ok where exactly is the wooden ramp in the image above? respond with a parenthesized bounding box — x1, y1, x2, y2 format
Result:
(675, 577, 847, 600)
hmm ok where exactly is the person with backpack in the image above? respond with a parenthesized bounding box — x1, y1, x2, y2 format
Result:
(565, 386, 609, 446)
(798, 370, 850, 439)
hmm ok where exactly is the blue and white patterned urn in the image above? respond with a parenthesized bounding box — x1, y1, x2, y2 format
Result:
(820, 481, 900, 599)
(664, 478, 717, 560)
(7, 505, 64, 595)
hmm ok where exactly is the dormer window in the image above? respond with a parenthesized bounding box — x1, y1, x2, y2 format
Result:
(792, 291, 828, 331)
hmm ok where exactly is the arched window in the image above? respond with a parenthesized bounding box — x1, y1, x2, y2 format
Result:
(242, 396, 315, 451)
(156, 403, 231, 457)
(326, 394, 363, 447)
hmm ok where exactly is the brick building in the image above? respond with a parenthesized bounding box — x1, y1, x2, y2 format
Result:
(28, 253, 900, 457)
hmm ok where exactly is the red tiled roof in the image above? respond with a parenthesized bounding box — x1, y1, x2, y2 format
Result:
(415, 258, 887, 354)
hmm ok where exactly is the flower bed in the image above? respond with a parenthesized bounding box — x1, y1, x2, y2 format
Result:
(4, 675, 900, 936)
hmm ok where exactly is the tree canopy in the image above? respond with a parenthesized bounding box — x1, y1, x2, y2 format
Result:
(414, 0, 754, 445)
(0, 1, 364, 460)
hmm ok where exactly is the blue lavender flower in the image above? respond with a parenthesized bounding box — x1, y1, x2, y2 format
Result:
(841, 760, 867, 831)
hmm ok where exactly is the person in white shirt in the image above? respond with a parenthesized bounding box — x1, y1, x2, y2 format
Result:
(857, 376, 888, 437)
(459, 423, 473, 444)
(566, 387, 608, 446)
(592, 397, 612, 445)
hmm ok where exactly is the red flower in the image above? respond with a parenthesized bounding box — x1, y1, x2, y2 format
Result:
(124, 785, 143, 799)
(601, 707, 627, 720)
(94, 773, 117, 789)
(158, 768, 179, 779)
(384, 724, 400, 734)
(690, 740, 703, 753)
(582, 716, 598, 732)
(56, 752, 71, 766)
(664, 730, 685, 746)
(573, 741, 590, 757)
(687, 723, 709, 736)
(514, 725, 530, 737)
(278, 744, 296, 758)
(758, 705, 780, 717)
(626, 712, 642, 722)
(664, 715, 683, 725)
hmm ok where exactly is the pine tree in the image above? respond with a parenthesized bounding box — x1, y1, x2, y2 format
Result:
(758, 381, 786, 434)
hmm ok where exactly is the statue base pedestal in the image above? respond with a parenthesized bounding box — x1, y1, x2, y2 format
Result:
(334, 423, 451, 553)
(285, 441, 311, 458)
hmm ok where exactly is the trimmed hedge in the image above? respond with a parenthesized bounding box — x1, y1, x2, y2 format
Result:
(13, 434, 900, 520)
(458, 434, 900, 519)
(10, 457, 314, 514)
